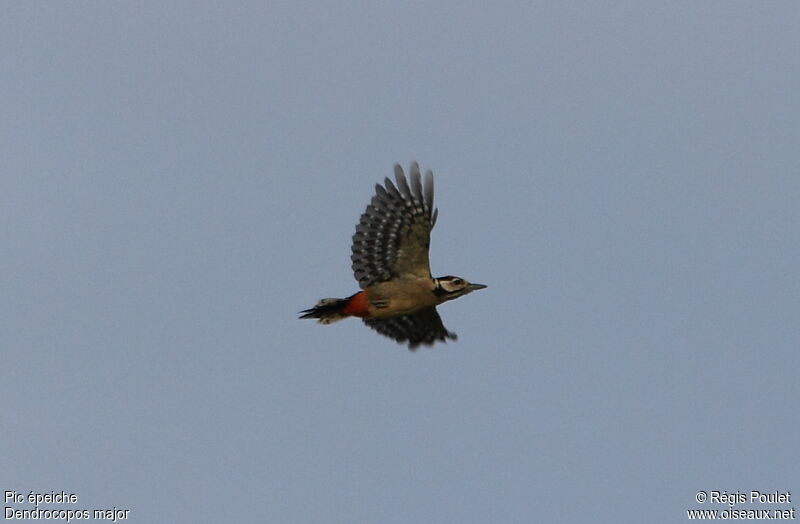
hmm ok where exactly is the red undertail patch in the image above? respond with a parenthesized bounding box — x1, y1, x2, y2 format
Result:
(342, 291, 369, 317)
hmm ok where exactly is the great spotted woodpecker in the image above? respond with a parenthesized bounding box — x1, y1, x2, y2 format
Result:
(300, 162, 486, 350)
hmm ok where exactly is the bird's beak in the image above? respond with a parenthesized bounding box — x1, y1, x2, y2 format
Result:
(468, 283, 487, 291)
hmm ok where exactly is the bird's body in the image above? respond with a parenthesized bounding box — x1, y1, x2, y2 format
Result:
(300, 162, 485, 350)
(346, 279, 441, 318)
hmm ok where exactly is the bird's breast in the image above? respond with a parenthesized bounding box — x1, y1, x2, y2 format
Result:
(365, 279, 439, 318)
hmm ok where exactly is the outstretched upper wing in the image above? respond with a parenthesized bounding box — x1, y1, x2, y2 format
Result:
(351, 162, 438, 289)
(362, 306, 457, 350)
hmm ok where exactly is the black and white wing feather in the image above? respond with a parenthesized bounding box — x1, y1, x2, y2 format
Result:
(362, 306, 456, 350)
(351, 162, 437, 289)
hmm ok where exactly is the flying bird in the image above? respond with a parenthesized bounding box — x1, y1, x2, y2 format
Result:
(300, 162, 486, 350)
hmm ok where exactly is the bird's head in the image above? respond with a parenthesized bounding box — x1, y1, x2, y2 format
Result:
(433, 275, 487, 302)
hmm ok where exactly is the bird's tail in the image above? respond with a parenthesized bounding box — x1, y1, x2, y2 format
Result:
(299, 297, 350, 324)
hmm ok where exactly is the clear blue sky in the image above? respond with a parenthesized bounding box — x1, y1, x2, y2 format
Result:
(2, 3, 798, 523)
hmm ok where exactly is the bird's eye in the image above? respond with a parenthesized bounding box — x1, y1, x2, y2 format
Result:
(453, 279, 463, 285)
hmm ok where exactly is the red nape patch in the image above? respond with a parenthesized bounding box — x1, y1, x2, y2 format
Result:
(341, 291, 369, 317)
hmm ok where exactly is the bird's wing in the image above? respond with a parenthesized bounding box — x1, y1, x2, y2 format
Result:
(362, 306, 456, 350)
(351, 162, 438, 289)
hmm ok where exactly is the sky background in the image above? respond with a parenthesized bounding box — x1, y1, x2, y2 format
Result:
(2, 2, 798, 523)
